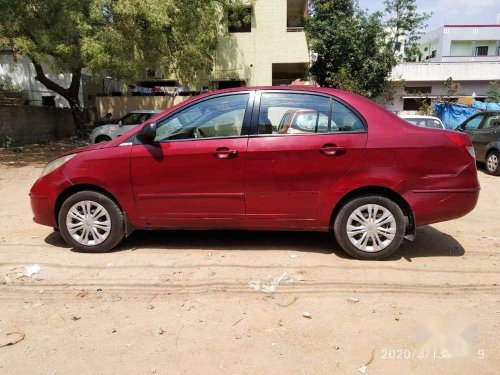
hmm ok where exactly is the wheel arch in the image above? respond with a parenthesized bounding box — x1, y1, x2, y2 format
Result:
(94, 134, 112, 143)
(330, 185, 415, 234)
(486, 145, 499, 157)
(54, 184, 123, 227)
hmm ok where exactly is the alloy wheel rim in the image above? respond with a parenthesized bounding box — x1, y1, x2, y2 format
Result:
(346, 204, 396, 253)
(66, 200, 111, 246)
(487, 154, 498, 172)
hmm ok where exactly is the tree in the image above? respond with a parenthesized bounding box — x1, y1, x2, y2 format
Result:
(485, 81, 500, 103)
(0, 0, 236, 131)
(384, 0, 431, 61)
(441, 77, 462, 101)
(305, 0, 429, 98)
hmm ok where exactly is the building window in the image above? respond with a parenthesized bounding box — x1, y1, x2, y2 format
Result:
(475, 46, 488, 56)
(405, 87, 432, 94)
(394, 42, 402, 52)
(431, 50, 436, 58)
(403, 98, 431, 111)
(287, 0, 307, 32)
(228, 7, 252, 33)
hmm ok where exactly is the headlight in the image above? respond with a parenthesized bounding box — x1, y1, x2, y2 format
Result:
(41, 154, 76, 178)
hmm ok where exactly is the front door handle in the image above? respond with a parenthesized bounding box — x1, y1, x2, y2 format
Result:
(319, 144, 346, 156)
(212, 147, 238, 159)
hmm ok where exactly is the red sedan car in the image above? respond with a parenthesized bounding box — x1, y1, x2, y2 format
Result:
(30, 87, 480, 260)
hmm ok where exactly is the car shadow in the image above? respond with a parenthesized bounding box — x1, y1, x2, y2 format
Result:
(44, 225, 465, 261)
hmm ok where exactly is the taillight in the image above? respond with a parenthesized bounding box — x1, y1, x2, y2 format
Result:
(466, 146, 475, 159)
(445, 131, 475, 159)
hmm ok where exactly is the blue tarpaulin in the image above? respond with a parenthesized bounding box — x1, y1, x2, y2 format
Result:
(472, 100, 500, 111)
(434, 102, 480, 130)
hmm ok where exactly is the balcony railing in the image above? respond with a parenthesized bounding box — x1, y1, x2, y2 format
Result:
(441, 55, 500, 62)
(287, 27, 304, 32)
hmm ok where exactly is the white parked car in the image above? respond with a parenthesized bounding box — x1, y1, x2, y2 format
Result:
(399, 115, 445, 130)
(89, 110, 162, 143)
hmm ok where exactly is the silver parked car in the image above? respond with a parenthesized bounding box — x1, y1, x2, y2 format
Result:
(399, 115, 445, 129)
(89, 110, 162, 143)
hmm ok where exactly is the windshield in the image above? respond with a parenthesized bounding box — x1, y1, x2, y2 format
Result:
(121, 112, 150, 126)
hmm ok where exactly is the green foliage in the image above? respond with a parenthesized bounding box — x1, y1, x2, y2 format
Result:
(418, 99, 435, 116)
(228, 3, 253, 32)
(384, 0, 431, 61)
(375, 80, 406, 106)
(485, 81, 500, 103)
(305, 0, 429, 99)
(442, 77, 462, 100)
(0, 0, 238, 129)
(1, 136, 15, 148)
(0, 0, 236, 86)
(0, 76, 29, 104)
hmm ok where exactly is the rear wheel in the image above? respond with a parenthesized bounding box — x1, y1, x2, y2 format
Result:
(95, 135, 112, 143)
(486, 150, 500, 176)
(333, 195, 406, 260)
(58, 191, 124, 253)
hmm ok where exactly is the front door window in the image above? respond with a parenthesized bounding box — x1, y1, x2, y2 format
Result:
(155, 94, 249, 141)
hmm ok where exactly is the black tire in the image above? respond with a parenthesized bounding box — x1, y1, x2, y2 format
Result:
(333, 195, 406, 260)
(485, 150, 500, 176)
(95, 135, 112, 143)
(58, 190, 125, 253)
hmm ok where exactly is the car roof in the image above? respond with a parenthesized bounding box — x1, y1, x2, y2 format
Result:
(400, 115, 440, 120)
(129, 110, 162, 114)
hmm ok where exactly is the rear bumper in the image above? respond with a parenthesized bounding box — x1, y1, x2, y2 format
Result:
(404, 187, 480, 226)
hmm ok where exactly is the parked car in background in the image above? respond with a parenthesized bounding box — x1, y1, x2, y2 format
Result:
(30, 87, 479, 260)
(89, 110, 162, 143)
(456, 111, 500, 175)
(400, 115, 445, 129)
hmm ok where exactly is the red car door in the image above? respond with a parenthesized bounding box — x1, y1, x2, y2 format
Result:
(245, 91, 368, 229)
(130, 92, 253, 228)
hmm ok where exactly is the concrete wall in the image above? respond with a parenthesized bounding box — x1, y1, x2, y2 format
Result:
(387, 61, 500, 114)
(214, 0, 310, 86)
(0, 105, 74, 146)
(96, 96, 187, 119)
(0, 54, 87, 107)
(391, 62, 500, 82)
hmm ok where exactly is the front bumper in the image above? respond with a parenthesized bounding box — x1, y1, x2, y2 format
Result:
(29, 170, 72, 228)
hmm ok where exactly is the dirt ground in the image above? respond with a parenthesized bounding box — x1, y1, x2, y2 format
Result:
(0, 156, 498, 374)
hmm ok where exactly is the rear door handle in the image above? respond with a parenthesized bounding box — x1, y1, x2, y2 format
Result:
(319, 144, 346, 156)
(212, 147, 238, 159)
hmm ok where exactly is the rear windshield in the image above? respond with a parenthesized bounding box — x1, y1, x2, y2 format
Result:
(405, 118, 442, 129)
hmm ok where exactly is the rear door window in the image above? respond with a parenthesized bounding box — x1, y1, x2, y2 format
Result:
(480, 115, 500, 129)
(256, 93, 364, 135)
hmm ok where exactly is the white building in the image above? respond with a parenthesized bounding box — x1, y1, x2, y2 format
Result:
(388, 22, 500, 114)
(417, 24, 500, 63)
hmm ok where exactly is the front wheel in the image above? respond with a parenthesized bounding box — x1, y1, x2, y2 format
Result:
(58, 191, 125, 253)
(333, 195, 406, 260)
(486, 151, 500, 176)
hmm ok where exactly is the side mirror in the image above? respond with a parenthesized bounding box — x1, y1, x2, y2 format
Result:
(137, 122, 157, 144)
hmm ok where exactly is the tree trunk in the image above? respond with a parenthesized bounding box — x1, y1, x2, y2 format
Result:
(30, 57, 86, 133)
